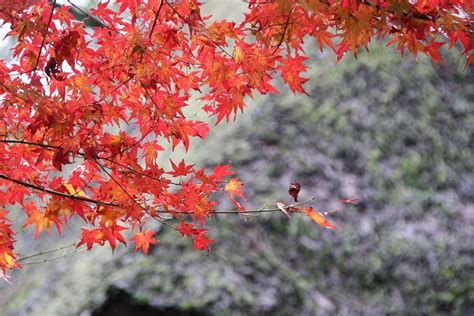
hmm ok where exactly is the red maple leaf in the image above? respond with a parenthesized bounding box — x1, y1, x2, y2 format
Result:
(169, 159, 194, 177)
(194, 230, 213, 251)
(131, 230, 157, 254)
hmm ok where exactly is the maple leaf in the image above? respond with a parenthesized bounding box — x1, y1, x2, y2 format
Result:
(224, 178, 245, 200)
(52, 150, 71, 171)
(211, 164, 234, 181)
(279, 54, 309, 94)
(224, 178, 246, 210)
(77, 228, 105, 250)
(304, 206, 336, 229)
(0, 252, 20, 276)
(143, 142, 164, 166)
(131, 230, 157, 254)
(177, 221, 197, 237)
(169, 159, 194, 177)
(194, 230, 213, 251)
(192, 121, 210, 139)
(423, 41, 445, 64)
(233, 46, 245, 62)
(23, 202, 63, 239)
(102, 225, 127, 251)
(63, 183, 89, 199)
(0, 263, 14, 278)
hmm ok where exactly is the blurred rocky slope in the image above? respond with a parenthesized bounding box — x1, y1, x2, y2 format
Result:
(1, 44, 473, 316)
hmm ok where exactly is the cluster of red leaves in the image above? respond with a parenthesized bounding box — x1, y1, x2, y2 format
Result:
(0, 210, 21, 280)
(0, 0, 471, 275)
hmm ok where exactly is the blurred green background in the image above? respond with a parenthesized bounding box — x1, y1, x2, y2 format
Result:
(1, 1, 473, 315)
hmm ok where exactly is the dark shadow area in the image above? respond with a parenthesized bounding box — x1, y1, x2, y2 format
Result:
(92, 287, 207, 316)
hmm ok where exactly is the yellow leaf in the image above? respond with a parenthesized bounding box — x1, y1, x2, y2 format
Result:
(0, 252, 17, 269)
(234, 46, 244, 62)
(64, 183, 89, 199)
(74, 75, 90, 92)
(224, 178, 245, 200)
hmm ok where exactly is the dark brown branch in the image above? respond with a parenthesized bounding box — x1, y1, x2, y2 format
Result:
(0, 139, 61, 150)
(67, 0, 121, 34)
(32, 0, 56, 77)
(149, 0, 164, 38)
(272, 8, 292, 55)
(0, 173, 118, 207)
(0, 168, 321, 217)
(67, 0, 107, 29)
(0, 141, 323, 216)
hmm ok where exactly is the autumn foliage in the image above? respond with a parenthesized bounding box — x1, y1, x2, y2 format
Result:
(0, 0, 472, 278)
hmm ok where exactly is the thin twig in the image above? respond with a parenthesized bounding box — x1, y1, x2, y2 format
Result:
(149, 0, 164, 38)
(21, 249, 86, 265)
(67, 0, 120, 34)
(16, 243, 76, 262)
(0, 141, 321, 215)
(31, 0, 56, 78)
(213, 197, 316, 215)
(272, 8, 292, 55)
(0, 173, 118, 207)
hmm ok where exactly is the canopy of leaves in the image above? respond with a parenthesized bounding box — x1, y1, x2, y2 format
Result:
(0, 37, 472, 316)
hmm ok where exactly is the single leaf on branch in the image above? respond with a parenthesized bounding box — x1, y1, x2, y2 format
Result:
(288, 182, 301, 202)
(304, 206, 336, 229)
(338, 198, 360, 205)
(225, 178, 246, 210)
(131, 230, 157, 254)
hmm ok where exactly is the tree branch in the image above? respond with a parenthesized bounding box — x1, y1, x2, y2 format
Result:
(32, 0, 56, 77)
(0, 140, 322, 216)
(16, 243, 76, 262)
(272, 8, 292, 55)
(149, 0, 164, 38)
(0, 173, 118, 207)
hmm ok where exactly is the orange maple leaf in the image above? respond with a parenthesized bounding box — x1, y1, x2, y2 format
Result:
(0, 252, 18, 270)
(77, 228, 105, 250)
(224, 178, 246, 210)
(131, 230, 157, 254)
(23, 202, 63, 239)
(224, 178, 245, 200)
(304, 206, 336, 229)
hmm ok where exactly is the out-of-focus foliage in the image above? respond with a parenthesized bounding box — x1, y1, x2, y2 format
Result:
(1, 43, 472, 315)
